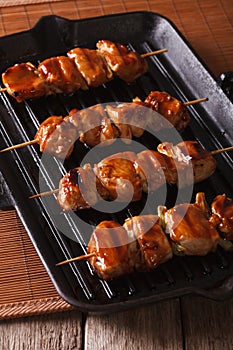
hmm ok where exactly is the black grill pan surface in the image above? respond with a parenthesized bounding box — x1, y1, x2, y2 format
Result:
(0, 11, 233, 313)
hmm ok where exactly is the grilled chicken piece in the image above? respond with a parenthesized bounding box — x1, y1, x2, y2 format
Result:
(106, 107, 132, 142)
(57, 164, 106, 211)
(67, 47, 113, 87)
(210, 194, 233, 240)
(144, 91, 190, 131)
(96, 149, 176, 194)
(96, 39, 148, 83)
(195, 191, 211, 218)
(35, 105, 119, 157)
(76, 104, 119, 146)
(87, 221, 136, 280)
(106, 102, 149, 138)
(163, 193, 220, 256)
(2, 62, 48, 102)
(94, 152, 142, 202)
(34, 110, 79, 158)
(38, 56, 87, 93)
(157, 141, 217, 187)
(123, 215, 173, 271)
(136, 150, 177, 192)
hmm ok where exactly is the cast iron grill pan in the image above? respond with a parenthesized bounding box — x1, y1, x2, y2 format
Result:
(0, 12, 233, 313)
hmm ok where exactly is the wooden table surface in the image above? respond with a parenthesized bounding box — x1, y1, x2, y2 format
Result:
(0, 1, 233, 349)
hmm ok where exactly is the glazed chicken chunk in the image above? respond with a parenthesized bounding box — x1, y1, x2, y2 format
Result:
(135, 149, 177, 192)
(157, 141, 217, 187)
(34, 110, 78, 158)
(57, 164, 102, 211)
(67, 47, 113, 87)
(38, 56, 87, 93)
(163, 192, 220, 256)
(94, 152, 142, 202)
(76, 104, 119, 146)
(96, 39, 148, 83)
(210, 194, 233, 240)
(123, 215, 173, 271)
(144, 91, 190, 131)
(2, 62, 48, 102)
(106, 102, 149, 139)
(87, 221, 136, 280)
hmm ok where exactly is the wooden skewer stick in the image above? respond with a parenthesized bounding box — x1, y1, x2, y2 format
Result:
(56, 252, 96, 266)
(29, 144, 233, 200)
(29, 188, 59, 199)
(210, 145, 233, 155)
(0, 139, 38, 153)
(183, 97, 208, 106)
(141, 48, 168, 58)
(0, 49, 168, 94)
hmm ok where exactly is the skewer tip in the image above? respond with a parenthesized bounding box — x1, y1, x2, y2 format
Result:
(141, 48, 168, 58)
(183, 97, 208, 106)
(0, 139, 38, 153)
(56, 252, 96, 266)
(211, 145, 233, 156)
(0, 87, 7, 93)
(29, 188, 59, 199)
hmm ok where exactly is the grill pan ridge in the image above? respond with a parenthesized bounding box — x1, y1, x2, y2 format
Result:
(0, 12, 233, 313)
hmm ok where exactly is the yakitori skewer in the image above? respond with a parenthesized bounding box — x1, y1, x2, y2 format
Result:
(28, 141, 233, 208)
(55, 191, 233, 280)
(56, 215, 174, 280)
(0, 91, 207, 157)
(0, 40, 168, 102)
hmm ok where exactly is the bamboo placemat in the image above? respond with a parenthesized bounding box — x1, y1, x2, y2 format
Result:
(0, 0, 62, 6)
(0, 209, 74, 319)
(0, 0, 232, 320)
